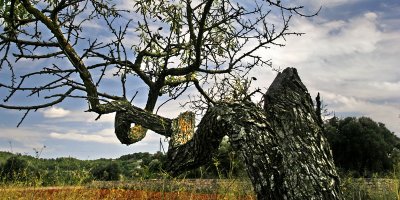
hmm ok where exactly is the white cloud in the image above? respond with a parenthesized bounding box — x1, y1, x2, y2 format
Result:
(304, 0, 361, 9)
(96, 128, 116, 137)
(0, 127, 48, 154)
(69, 111, 115, 123)
(104, 67, 120, 79)
(266, 11, 382, 66)
(42, 109, 115, 124)
(133, 131, 167, 145)
(322, 91, 400, 134)
(40, 106, 116, 123)
(248, 10, 400, 135)
(48, 128, 168, 147)
(115, 0, 136, 10)
(41, 106, 71, 118)
(50, 131, 119, 144)
(155, 95, 192, 119)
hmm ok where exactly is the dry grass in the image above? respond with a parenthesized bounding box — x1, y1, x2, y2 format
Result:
(0, 179, 256, 200)
(4, 177, 400, 199)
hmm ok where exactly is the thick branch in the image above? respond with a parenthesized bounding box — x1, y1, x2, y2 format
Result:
(164, 0, 214, 76)
(20, 0, 101, 110)
(91, 99, 173, 143)
(165, 68, 342, 199)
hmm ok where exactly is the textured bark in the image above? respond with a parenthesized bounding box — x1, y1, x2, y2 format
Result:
(113, 100, 173, 144)
(165, 107, 227, 176)
(260, 68, 341, 199)
(165, 68, 342, 199)
(169, 112, 196, 149)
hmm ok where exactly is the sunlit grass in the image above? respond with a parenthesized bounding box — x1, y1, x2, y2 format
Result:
(3, 152, 400, 199)
(340, 176, 400, 200)
(0, 152, 256, 199)
(3, 175, 400, 199)
(87, 179, 255, 199)
(0, 180, 256, 200)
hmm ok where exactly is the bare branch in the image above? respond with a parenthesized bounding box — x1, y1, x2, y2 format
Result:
(17, 109, 31, 128)
(0, 35, 60, 47)
(0, 88, 75, 110)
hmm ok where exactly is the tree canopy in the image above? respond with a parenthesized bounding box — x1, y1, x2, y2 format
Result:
(0, 0, 315, 129)
(324, 116, 400, 176)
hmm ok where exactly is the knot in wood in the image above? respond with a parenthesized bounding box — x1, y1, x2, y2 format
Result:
(115, 110, 147, 145)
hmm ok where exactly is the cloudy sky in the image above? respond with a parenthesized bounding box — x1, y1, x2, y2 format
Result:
(0, 0, 399, 159)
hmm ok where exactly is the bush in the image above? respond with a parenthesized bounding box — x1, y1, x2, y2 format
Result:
(325, 117, 400, 177)
(0, 155, 39, 184)
(91, 162, 122, 181)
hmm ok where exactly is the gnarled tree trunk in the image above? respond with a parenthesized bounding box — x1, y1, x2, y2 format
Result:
(165, 68, 342, 199)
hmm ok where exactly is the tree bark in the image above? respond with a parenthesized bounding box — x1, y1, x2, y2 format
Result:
(165, 68, 342, 199)
(113, 100, 173, 144)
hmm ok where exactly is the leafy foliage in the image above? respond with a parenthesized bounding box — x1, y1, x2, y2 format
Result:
(0, 0, 31, 29)
(324, 116, 400, 177)
(0, 147, 247, 186)
(91, 161, 122, 181)
(0, 155, 39, 184)
(0, 0, 311, 128)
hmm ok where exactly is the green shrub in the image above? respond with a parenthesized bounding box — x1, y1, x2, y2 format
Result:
(91, 162, 122, 181)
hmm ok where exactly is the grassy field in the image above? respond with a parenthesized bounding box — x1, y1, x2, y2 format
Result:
(341, 177, 400, 200)
(2, 178, 400, 199)
(0, 187, 254, 200)
(0, 179, 256, 200)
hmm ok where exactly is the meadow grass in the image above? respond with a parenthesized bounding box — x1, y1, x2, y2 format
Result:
(2, 176, 400, 199)
(2, 154, 400, 199)
(0, 179, 256, 200)
(341, 176, 400, 200)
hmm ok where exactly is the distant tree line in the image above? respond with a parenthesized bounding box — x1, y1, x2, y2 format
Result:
(0, 143, 245, 186)
(1, 116, 399, 186)
(324, 116, 400, 177)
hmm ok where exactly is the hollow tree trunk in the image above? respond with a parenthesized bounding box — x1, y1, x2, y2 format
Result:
(165, 68, 342, 199)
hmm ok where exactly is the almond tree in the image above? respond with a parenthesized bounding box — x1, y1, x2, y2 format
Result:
(0, 0, 342, 199)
